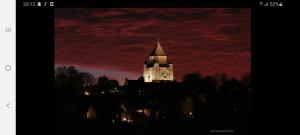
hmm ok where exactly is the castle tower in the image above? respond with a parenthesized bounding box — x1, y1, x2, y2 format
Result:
(143, 38, 174, 82)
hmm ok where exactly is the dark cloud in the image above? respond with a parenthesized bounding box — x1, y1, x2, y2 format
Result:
(55, 8, 250, 84)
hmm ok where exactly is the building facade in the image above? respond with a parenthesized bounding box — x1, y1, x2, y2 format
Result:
(143, 39, 174, 82)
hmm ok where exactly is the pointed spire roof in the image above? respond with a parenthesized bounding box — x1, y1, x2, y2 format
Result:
(150, 37, 166, 56)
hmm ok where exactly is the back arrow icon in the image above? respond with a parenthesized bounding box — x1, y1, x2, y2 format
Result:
(6, 103, 10, 109)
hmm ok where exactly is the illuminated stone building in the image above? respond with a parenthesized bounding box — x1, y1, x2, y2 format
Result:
(143, 39, 174, 82)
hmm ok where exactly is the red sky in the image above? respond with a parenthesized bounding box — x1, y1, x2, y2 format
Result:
(55, 8, 250, 84)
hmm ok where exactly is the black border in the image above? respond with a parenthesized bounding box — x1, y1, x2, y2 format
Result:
(17, 5, 54, 135)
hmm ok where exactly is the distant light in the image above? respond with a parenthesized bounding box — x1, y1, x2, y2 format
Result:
(84, 91, 90, 96)
(101, 91, 105, 94)
(112, 119, 115, 123)
(189, 112, 193, 115)
(123, 117, 127, 121)
(136, 109, 143, 113)
(125, 119, 133, 123)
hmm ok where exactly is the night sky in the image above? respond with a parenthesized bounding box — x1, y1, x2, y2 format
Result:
(55, 8, 250, 84)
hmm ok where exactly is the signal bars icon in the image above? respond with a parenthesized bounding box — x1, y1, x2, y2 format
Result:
(5, 27, 11, 33)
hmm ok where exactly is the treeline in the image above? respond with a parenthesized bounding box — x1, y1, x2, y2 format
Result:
(55, 66, 250, 97)
(55, 66, 119, 96)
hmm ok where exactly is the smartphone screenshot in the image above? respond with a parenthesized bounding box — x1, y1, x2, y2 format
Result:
(1, 0, 289, 135)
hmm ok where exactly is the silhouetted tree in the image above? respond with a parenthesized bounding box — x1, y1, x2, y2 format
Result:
(221, 78, 243, 100)
(109, 80, 119, 89)
(201, 76, 217, 99)
(214, 73, 229, 87)
(80, 72, 96, 86)
(55, 66, 84, 96)
(96, 76, 110, 91)
(182, 72, 203, 94)
(96, 76, 119, 92)
(241, 72, 251, 86)
(183, 72, 202, 84)
(54, 66, 86, 122)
